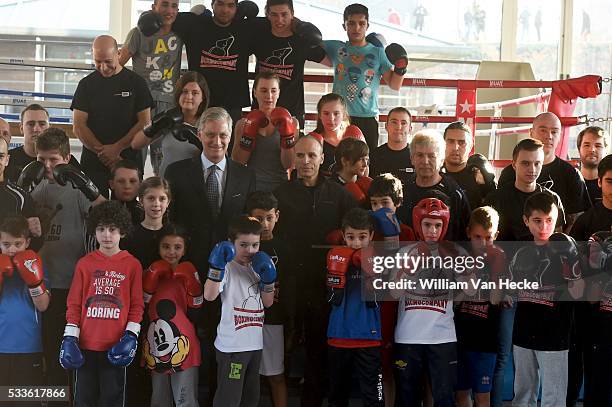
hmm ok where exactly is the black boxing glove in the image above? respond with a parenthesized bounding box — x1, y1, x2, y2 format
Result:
(144, 107, 184, 139)
(294, 20, 322, 47)
(385, 43, 408, 76)
(53, 164, 100, 202)
(588, 231, 612, 273)
(137, 11, 163, 37)
(548, 233, 582, 281)
(234, 0, 258, 21)
(467, 153, 495, 185)
(172, 123, 203, 151)
(365, 32, 386, 48)
(17, 161, 45, 191)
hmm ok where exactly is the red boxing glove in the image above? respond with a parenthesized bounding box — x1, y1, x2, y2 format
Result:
(12, 250, 46, 297)
(0, 254, 14, 294)
(241, 110, 268, 152)
(173, 262, 204, 308)
(326, 247, 355, 305)
(345, 176, 372, 204)
(551, 75, 602, 102)
(342, 125, 365, 142)
(270, 107, 296, 149)
(325, 229, 345, 245)
(307, 131, 324, 144)
(484, 245, 507, 280)
(143, 260, 173, 303)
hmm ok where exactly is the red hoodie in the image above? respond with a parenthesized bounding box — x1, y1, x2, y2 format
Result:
(66, 250, 144, 351)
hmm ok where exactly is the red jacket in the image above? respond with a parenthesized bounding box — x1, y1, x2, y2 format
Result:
(66, 250, 144, 351)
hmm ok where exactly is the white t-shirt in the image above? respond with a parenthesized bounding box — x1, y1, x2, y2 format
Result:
(393, 243, 463, 345)
(214, 260, 265, 353)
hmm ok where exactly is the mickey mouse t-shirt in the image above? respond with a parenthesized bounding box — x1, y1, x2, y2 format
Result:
(323, 40, 392, 117)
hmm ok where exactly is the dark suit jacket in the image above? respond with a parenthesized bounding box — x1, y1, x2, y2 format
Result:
(165, 155, 256, 271)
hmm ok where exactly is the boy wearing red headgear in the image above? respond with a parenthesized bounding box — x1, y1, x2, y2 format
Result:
(390, 197, 472, 407)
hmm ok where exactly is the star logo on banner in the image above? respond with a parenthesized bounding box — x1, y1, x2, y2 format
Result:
(459, 99, 472, 114)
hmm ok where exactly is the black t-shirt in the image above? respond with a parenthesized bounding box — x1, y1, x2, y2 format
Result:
(485, 183, 566, 241)
(369, 144, 413, 185)
(498, 157, 591, 215)
(251, 19, 325, 121)
(321, 140, 337, 177)
(173, 13, 253, 109)
(5, 146, 81, 183)
(569, 202, 612, 241)
(121, 223, 167, 270)
(259, 237, 296, 325)
(397, 173, 471, 240)
(511, 244, 572, 351)
(584, 178, 602, 206)
(70, 68, 153, 171)
(444, 165, 496, 210)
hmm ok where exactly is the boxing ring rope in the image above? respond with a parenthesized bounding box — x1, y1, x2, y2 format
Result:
(0, 55, 604, 167)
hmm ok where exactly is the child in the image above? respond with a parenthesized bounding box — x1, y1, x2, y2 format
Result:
(391, 197, 468, 407)
(122, 176, 171, 269)
(203, 216, 277, 407)
(59, 200, 144, 406)
(142, 225, 203, 407)
(0, 215, 50, 403)
(28, 127, 105, 391)
(333, 137, 372, 207)
(510, 191, 584, 407)
(325, 207, 384, 406)
(246, 191, 294, 407)
(455, 206, 506, 407)
(109, 159, 143, 225)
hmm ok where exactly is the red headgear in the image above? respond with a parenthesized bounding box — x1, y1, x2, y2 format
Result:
(412, 198, 450, 241)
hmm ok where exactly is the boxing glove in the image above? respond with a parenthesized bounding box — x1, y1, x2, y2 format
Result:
(144, 107, 184, 139)
(138, 11, 163, 37)
(174, 261, 204, 308)
(270, 107, 296, 149)
(17, 161, 45, 191)
(467, 153, 495, 185)
(509, 245, 544, 284)
(252, 251, 277, 293)
(143, 259, 173, 303)
(385, 43, 408, 76)
(342, 124, 365, 142)
(241, 110, 268, 152)
(52, 164, 100, 201)
(190, 4, 212, 17)
(59, 324, 85, 370)
(12, 249, 46, 297)
(484, 245, 507, 281)
(0, 254, 14, 295)
(172, 123, 203, 150)
(307, 131, 324, 144)
(371, 207, 401, 238)
(208, 241, 236, 282)
(326, 247, 355, 306)
(345, 176, 372, 204)
(294, 20, 322, 47)
(588, 231, 612, 272)
(326, 229, 345, 245)
(234, 0, 258, 20)
(107, 322, 140, 367)
(548, 233, 582, 280)
(366, 32, 387, 48)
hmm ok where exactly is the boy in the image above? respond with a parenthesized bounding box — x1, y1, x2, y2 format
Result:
(325, 207, 383, 406)
(28, 127, 105, 392)
(59, 200, 144, 406)
(0, 215, 50, 407)
(109, 159, 143, 225)
(321, 3, 405, 151)
(455, 206, 506, 407)
(391, 198, 469, 407)
(510, 192, 584, 407)
(203, 215, 277, 407)
(246, 191, 295, 407)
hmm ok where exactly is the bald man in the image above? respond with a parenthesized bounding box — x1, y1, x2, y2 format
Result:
(274, 135, 356, 406)
(498, 112, 590, 232)
(71, 35, 153, 196)
(0, 117, 10, 145)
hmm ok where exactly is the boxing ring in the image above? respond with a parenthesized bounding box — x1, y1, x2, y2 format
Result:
(0, 56, 607, 169)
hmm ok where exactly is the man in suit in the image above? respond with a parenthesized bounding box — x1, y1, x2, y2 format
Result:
(164, 106, 255, 405)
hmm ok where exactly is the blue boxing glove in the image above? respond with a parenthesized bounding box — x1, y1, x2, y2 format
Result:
(252, 251, 277, 293)
(107, 322, 140, 367)
(371, 207, 402, 250)
(208, 241, 236, 282)
(59, 324, 85, 370)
